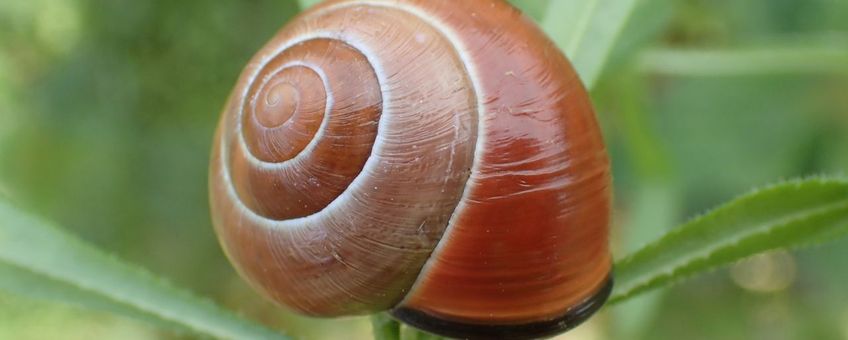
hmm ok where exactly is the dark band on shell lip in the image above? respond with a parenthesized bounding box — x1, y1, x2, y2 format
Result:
(389, 275, 613, 340)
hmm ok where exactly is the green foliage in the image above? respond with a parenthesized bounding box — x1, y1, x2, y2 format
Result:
(0, 200, 285, 340)
(612, 178, 848, 304)
(538, 0, 641, 88)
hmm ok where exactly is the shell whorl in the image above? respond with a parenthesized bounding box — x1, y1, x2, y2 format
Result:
(211, 0, 612, 329)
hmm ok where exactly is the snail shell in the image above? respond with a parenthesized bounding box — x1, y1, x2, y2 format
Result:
(209, 0, 612, 338)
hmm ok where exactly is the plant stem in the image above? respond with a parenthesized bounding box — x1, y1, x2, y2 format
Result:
(371, 313, 400, 340)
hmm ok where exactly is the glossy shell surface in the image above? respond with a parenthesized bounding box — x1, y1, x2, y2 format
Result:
(210, 0, 611, 337)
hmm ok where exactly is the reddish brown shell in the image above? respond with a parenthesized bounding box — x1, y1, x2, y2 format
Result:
(209, 0, 612, 338)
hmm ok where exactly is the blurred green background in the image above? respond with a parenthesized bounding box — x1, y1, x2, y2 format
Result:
(0, 0, 846, 339)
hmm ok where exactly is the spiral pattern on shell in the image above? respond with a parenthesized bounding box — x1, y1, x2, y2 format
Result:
(210, 0, 612, 337)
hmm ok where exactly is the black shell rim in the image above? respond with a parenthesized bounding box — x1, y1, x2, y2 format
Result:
(390, 275, 613, 339)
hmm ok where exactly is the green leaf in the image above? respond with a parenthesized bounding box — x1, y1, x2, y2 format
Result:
(611, 177, 848, 304)
(540, 0, 641, 88)
(638, 46, 848, 77)
(508, 0, 552, 22)
(297, 0, 322, 10)
(0, 262, 183, 332)
(0, 200, 285, 340)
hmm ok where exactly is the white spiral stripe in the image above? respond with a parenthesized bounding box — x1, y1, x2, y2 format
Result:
(237, 60, 333, 169)
(220, 31, 391, 228)
(219, 0, 489, 268)
(321, 0, 489, 306)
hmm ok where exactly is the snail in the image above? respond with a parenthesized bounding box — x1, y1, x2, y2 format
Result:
(209, 0, 612, 338)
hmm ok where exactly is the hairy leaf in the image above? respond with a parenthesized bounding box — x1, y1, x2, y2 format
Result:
(0, 201, 285, 340)
(612, 178, 848, 303)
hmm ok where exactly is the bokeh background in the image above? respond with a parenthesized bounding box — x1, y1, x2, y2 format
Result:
(1, 0, 847, 339)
